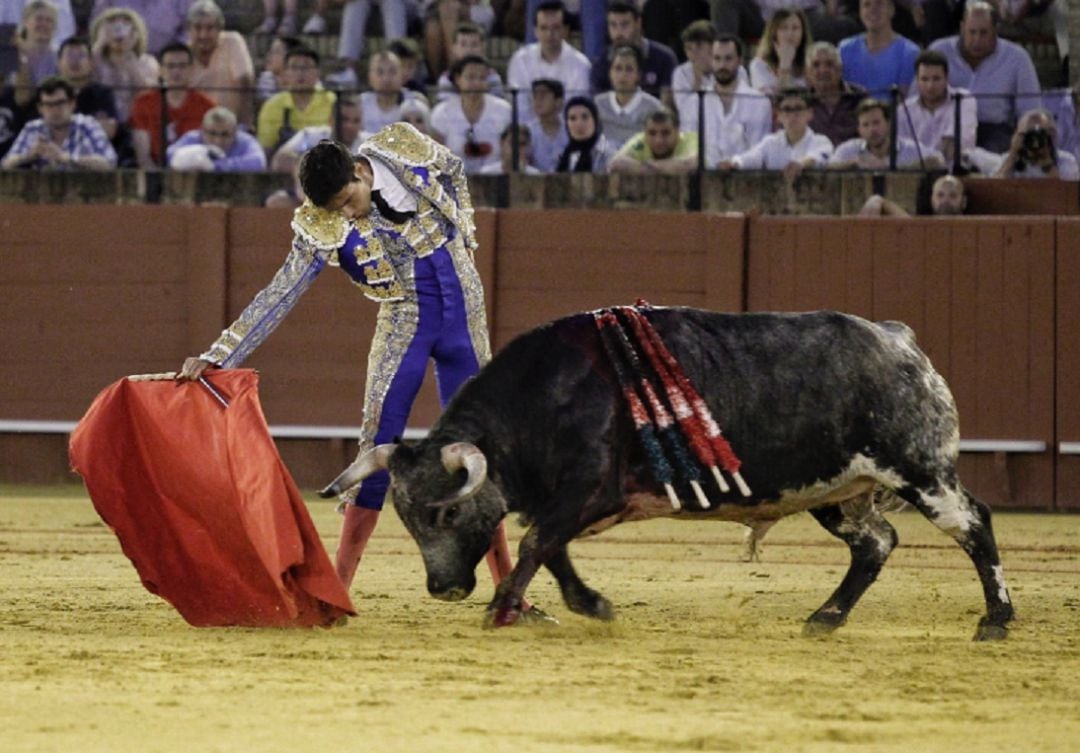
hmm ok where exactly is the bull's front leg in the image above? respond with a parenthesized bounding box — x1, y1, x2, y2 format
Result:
(544, 544, 614, 620)
(484, 525, 546, 628)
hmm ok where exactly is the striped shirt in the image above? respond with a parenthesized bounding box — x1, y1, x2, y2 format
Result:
(3, 114, 117, 169)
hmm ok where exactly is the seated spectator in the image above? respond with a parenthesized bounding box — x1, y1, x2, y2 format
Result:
(11, 1, 61, 108)
(806, 40, 866, 146)
(591, 1, 677, 104)
(303, 1, 420, 90)
(506, 1, 592, 113)
(430, 54, 511, 172)
(167, 105, 267, 171)
(256, 46, 336, 156)
(400, 96, 433, 136)
(361, 51, 427, 134)
(609, 106, 697, 174)
(693, 34, 773, 168)
(838, 0, 920, 98)
(435, 22, 505, 103)
(522, 77, 567, 172)
(185, 0, 255, 128)
(898, 49, 977, 167)
(387, 37, 430, 95)
(2, 0, 75, 45)
(595, 44, 663, 150)
(749, 9, 811, 95)
(129, 41, 215, 168)
(556, 95, 616, 172)
(523, 0, 607, 65)
(271, 96, 368, 174)
(929, 1, 1041, 153)
(90, 1, 191, 57)
(479, 123, 542, 174)
(425, 1, 497, 75)
(1, 75, 117, 169)
(58, 35, 134, 166)
(673, 19, 717, 124)
(90, 6, 159, 123)
(720, 88, 833, 179)
(829, 96, 944, 169)
(711, 0, 860, 46)
(259, 0, 298, 35)
(0, 83, 30, 160)
(860, 173, 969, 215)
(990, 108, 1079, 180)
(255, 34, 301, 106)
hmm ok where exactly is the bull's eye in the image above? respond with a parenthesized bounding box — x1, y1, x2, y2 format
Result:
(441, 504, 460, 526)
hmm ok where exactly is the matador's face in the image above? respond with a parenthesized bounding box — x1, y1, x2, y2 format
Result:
(323, 160, 373, 220)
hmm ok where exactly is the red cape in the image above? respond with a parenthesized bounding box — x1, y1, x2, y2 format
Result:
(70, 369, 355, 627)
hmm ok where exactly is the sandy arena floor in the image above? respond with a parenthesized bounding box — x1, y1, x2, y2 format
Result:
(1, 485, 1078, 753)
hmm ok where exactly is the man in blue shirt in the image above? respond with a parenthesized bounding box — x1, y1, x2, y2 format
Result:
(590, 1, 677, 104)
(838, 0, 920, 98)
(167, 105, 267, 171)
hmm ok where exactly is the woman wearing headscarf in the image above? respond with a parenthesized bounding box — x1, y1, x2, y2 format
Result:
(555, 95, 616, 174)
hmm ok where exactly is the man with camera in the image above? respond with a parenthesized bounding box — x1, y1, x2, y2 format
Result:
(992, 109, 1079, 180)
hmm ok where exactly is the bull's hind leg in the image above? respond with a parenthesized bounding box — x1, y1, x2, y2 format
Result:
(899, 483, 1014, 641)
(544, 544, 615, 620)
(804, 495, 898, 636)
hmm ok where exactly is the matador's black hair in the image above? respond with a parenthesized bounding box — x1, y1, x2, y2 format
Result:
(299, 140, 356, 208)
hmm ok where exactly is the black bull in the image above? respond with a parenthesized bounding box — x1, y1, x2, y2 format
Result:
(322, 308, 1015, 640)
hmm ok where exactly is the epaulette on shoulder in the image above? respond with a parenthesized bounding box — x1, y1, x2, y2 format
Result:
(361, 122, 436, 167)
(291, 200, 351, 251)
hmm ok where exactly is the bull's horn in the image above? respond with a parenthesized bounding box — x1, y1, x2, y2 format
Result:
(431, 442, 488, 508)
(319, 443, 396, 498)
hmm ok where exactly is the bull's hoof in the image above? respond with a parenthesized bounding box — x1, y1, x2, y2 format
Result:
(974, 622, 1009, 641)
(565, 588, 615, 621)
(803, 611, 845, 637)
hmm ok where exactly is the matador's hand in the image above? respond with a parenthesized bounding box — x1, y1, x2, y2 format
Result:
(177, 357, 214, 381)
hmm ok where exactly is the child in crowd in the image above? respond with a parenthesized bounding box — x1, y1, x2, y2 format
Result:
(594, 44, 663, 150)
(720, 87, 833, 179)
(478, 123, 541, 174)
(360, 50, 425, 133)
(434, 22, 504, 103)
(523, 78, 567, 173)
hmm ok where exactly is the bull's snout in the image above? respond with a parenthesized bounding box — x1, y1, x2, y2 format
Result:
(427, 572, 475, 602)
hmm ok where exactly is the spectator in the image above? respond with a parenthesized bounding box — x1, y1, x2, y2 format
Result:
(478, 122, 542, 173)
(591, 1, 677, 104)
(555, 95, 616, 172)
(430, 54, 511, 172)
(897, 49, 977, 166)
(860, 173, 969, 215)
(506, 1, 592, 113)
(434, 22, 505, 103)
(720, 87, 833, 179)
(361, 51, 426, 134)
(424, 0, 496, 83)
(129, 41, 214, 168)
(839, 0, 920, 98)
(928, 1, 1041, 153)
(829, 96, 944, 169)
(694, 34, 773, 168)
(673, 19, 717, 125)
(185, 0, 254, 128)
(256, 45, 336, 155)
(10, 0, 61, 108)
(387, 37, 430, 95)
(1, 0, 75, 46)
(640, 0, 707, 60)
(259, 0, 298, 35)
(1, 75, 117, 169)
(271, 96, 368, 175)
(167, 105, 266, 171)
(990, 108, 1079, 180)
(90, 1, 192, 57)
(0, 83, 30, 160)
(522, 77, 567, 172)
(750, 9, 811, 95)
(57, 35, 134, 166)
(609, 106, 698, 174)
(806, 40, 866, 146)
(594, 44, 663, 150)
(711, 0, 860, 46)
(523, 0, 607, 65)
(302, 1, 420, 90)
(400, 96, 433, 136)
(90, 7, 159, 122)
(255, 34, 301, 106)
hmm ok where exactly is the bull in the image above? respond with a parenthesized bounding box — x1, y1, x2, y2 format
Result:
(321, 307, 1015, 640)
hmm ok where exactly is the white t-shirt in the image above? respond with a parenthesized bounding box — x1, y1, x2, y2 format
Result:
(731, 127, 834, 169)
(360, 90, 424, 135)
(430, 94, 513, 173)
(695, 82, 774, 168)
(897, 86, 978, 154)
(506, 41, 593, 112)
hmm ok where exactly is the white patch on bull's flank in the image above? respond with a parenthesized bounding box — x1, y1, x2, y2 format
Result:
(993, 565, 1011, 604)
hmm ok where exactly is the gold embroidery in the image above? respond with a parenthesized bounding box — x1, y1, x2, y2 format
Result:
(291, 200, 350, 250)
(362, 122, 436, 167)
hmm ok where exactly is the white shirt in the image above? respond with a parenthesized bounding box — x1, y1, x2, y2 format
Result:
(430, 94, 513, 173)
(748, 57, 807, 95)
(506, 41, 592, 112)
(829, 136, 943, 169)
(693, 82, 774, 168)
(897, 86, 977, 153)
(732, 127, 834, 169)
(360, 90, 423, 135)
(673, 62, 750, 131)
(368, 155, 418, 212)
(522, 115, 567, 173)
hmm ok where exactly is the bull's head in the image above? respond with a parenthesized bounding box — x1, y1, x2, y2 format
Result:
(321, 441, 507, 601)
